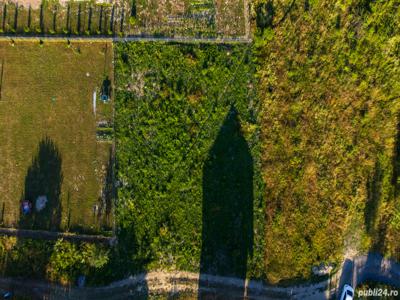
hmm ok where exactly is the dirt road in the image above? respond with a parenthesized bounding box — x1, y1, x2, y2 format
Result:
(0, 255, 399, 300)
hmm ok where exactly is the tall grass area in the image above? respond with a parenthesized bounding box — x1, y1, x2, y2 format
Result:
(114, 42, 266, 278)
(0, 40, 114, 234)
(255, 0, 400, 282)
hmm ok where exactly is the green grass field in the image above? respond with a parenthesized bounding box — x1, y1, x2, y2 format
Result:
(0, 40, 114, 234)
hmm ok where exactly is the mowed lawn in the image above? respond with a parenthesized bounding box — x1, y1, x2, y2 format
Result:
(0, 40, 113, 234)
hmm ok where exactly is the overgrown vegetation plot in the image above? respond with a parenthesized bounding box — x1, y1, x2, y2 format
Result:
(0, 40, 114, 234)
(254, 0, 400, 283)
(114, 42, 265, 278)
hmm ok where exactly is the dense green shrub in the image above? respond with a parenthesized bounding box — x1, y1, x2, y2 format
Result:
(114, 42, 265, 278)
(47, 239, 109, 283)
(1, 237, 53, 279)
(0, 237, 109, 285)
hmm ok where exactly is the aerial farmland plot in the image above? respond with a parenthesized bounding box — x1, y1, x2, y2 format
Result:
(0, 0, 127, 36)
(134, 0, 248, 37)
(0, 40, 114, 234)
(0, 0, 249, 38)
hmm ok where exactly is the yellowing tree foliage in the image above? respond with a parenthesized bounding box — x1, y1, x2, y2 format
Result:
(255, 0, 400, 282)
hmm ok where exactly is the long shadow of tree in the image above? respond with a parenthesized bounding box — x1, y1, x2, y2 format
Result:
(91, 214, 149, 299)
(353, 115, 400, 296)
(364, 115, 400, 254)
(364, 159, 393, 255)
(364, 161, 382, 239)
(199, 106, 253, 299)
(3, 137, 63, 285)
(386, 114, 400, 258)
(19, 137, 63, 231)
(392, 114, 400, 197)
(96, 148, 114, 231)
(90, 149, 149, 298)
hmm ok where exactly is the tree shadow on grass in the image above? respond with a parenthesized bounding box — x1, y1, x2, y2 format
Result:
(347, 116, 400, 297)
(0, 137, 63, 292)
(256, 0, 297, 32)
(19, 137, 63, 231)
(101, 77, 112, 100)
(199, 106, 253, 299)
(392, 114, 400, 196)
(364, 160, 392, 254)
(91, 221, 149, 299)
(89, 150, 148, 298)
(96, 148, 114, 231)
(364, 115, 400, 254)
(364, 161, 382, 237)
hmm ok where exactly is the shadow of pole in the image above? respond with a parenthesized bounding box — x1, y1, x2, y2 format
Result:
(199, 106, 253, 299)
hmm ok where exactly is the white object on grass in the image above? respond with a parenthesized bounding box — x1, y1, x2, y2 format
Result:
(36, 196, 48, 212)
(93, 90, 97, 117)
